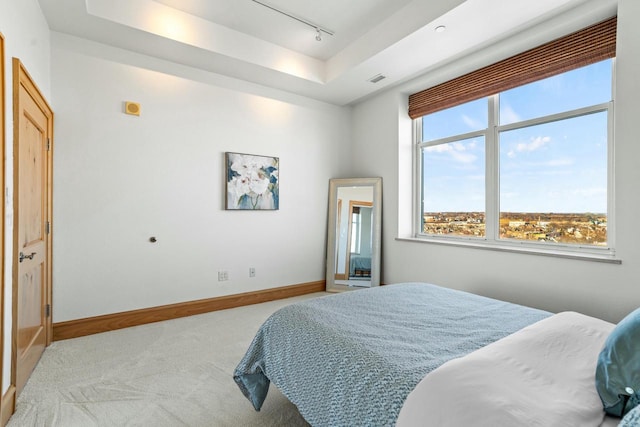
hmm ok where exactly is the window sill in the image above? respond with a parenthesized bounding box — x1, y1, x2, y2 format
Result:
(395, 236, 622, 264)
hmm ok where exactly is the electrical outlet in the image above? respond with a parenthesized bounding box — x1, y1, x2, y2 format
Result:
(249, 267, 256, 278)
(218, 271, 228, 281)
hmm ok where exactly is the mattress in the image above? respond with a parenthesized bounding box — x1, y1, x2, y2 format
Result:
(234, 282, 550, 426)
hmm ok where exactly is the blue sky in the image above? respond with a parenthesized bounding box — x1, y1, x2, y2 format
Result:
(422, 59, 611, 214)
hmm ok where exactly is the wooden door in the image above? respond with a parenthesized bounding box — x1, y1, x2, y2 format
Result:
(12, 58, 53, 397)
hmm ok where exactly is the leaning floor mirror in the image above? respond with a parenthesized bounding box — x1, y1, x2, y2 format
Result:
(326, 177, 382, 292)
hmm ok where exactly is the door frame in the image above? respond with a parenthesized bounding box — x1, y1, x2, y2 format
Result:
(11, 57, 54, 392)
(0, 31, 6, 421)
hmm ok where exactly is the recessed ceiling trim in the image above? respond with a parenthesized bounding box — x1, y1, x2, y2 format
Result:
(85, 0, 326, 83)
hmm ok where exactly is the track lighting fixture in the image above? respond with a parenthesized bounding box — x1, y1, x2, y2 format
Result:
(251, 0, 334, 42)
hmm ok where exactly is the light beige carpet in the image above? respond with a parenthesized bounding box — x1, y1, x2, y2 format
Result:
(8, 293, 326, 427)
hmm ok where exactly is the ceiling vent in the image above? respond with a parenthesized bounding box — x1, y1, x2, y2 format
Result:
(368, 74, 386, 84)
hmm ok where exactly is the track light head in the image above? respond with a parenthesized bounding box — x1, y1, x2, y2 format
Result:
(315, 28, 322, 42)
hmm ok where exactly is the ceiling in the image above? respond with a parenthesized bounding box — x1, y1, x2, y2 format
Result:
(37, 0, 614, 106)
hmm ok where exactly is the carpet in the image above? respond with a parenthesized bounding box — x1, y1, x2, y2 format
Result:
(8, 293, 325, 426)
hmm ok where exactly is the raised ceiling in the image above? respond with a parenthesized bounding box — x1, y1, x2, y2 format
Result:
(37, 0, 615, 105)
(153, 0, 416, 61)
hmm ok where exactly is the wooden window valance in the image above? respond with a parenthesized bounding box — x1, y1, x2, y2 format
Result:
(408, 16, 617, 120)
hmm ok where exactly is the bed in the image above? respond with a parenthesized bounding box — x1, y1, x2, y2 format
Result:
(233, 282, 624, 426)
(349, 256, 371, 277)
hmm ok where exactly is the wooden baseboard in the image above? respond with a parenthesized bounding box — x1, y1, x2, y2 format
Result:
(53, 280, 326, 341)
(0, 385, 15, 427)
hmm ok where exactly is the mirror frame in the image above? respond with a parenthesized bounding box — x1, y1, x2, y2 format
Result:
(326, 177, 382, 292)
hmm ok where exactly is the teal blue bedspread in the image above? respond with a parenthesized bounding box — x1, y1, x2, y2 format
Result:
(233, 282, 550, 426)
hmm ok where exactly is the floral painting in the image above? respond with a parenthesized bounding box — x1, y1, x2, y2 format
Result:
(226, 152, 279, 210)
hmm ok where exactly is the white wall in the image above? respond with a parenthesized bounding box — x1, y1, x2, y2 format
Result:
(5, 0, 633, 415)
(351, 0, 640, 324)
(50, 33, 352, 322)
(0, 0, 51, 396)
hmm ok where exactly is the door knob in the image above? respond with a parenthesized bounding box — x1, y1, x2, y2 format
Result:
(19, 252, 36, 263)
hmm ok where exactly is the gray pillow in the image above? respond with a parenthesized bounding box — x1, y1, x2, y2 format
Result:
(596, 307, 640, 417)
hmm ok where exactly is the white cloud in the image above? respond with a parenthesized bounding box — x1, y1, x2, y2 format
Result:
(452, 141, 467, 151)
(537, 169, 572, 176)
(516, 136, 551, 152)
(462, 114, 484, 130)
(425, 141, 479, 164)
(500, 105, 522, 124)
(450, 151, 477, 164)
(572, 187, 606, 198)
(545, 158, 574, 167)
(500, 191, 519, 199)
(424, 144, 452, 153)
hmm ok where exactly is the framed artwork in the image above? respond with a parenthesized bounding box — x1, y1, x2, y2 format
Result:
(225, 152, 279, 210)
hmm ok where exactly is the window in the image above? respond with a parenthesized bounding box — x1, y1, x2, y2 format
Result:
(415, 59, 613, 256)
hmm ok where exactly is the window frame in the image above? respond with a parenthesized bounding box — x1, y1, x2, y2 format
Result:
(412, 61, 617, 262)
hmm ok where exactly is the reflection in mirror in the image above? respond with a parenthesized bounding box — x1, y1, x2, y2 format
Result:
(326, 178, 382, 292)
(336, 192, 372, 286)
